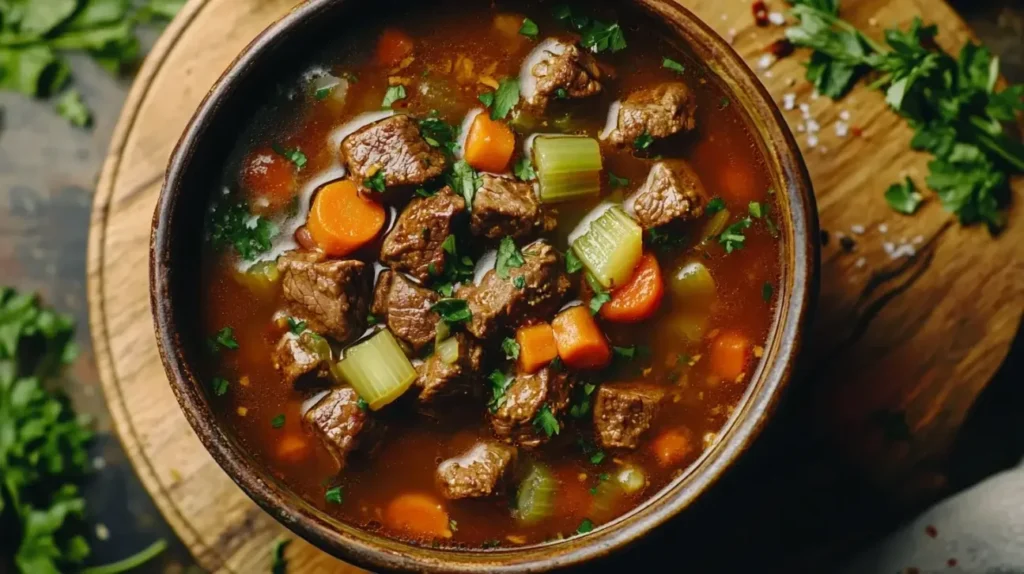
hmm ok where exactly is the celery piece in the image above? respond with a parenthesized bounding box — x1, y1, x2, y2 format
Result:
(335, 329, 417, 411)
(614, 465, 646, 494)
(669, 261, 717, 304)
(436, 336, 460, 365)
(533, 136, 603, 203)
(515, 463, 557, 524)
(589, 475, 622, 518)
(701, 208, 731, 242)
(434, 319, 450, 349)
(571, 206, 643, 289)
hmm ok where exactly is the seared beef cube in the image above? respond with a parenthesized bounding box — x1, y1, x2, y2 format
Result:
(272, 331, 330, 387)
(491, 366, 572, 448)
(471, 174, 556, 241)
(436, 442, 517, 499)
(458, 240, 570, 340)
(630, 160, 708, 230)
(525, 40, 606, 107)
(340, 114, 447, 189)
(304, 387, 378, 471)
(371, 270, 440, 351)
(415, 333, 484, 406)
(279, 251, 372, 344)
(606, 82, 696, 146)
(380, 186, 466, 283)
(593, 383, 665, 449)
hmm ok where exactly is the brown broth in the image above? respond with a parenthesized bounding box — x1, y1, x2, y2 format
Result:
(200, 0, 781, 549)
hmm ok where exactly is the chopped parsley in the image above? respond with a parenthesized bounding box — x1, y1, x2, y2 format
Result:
(588, 473, 611, 495)
(211, 377, 229, 397)
(481, 77, 521, 120)
(612, 346, 636, 360)
(366, 314, 379, 327)
(513, 276, 526, 289)
(213, 326, 239, 350)
(478, 92, 494, 108)
(590, 450, 606, 465)
(569, 382, 597, 418)
(576, 518, 595, 534)
(449, 160, 482, 209)
(748, 201, 763, 218)
(314, 85, 334, 100)
(706, 196, 725, 214)
(430, 299, 472, 325)
(381, 85, 406, 109)
(487, 370, 512, 412)
(356, 397, 369, 411)
(662, 57, 686, 74)
(565, 249, 583, 273)
(273, 144, 307, 169)
(325, 486, 343, 504)
(366, 170, 387, 193)
(581, 21, 627, 53)
(633, 131, 654, 151)
(519, 17, 539, 38)
(554, 87, 569, 100)
(496, 236, 526, 279)
(762, 282, 774, 302)
(884, 177, 923, 215)
(209, 200, 279, 261)
(586, 275, 611, 315)
(271, 414, 285, 429)
(56, 89, 91, 127)
(287, 317, 307, 335)
(647, 226, 687, 253)
(578, 438, 606, 464)
(718, 217, 752, 253)
(719, 96, 730, 109)
(532, 404, 560, 437)
(419, 114, 460, 156)
(514, 157, 537, 181)
(502, 337, 521, 360)
(608, 172, 630, 188)
(448, 519, 459, 532)
(482, 539, 502, 549)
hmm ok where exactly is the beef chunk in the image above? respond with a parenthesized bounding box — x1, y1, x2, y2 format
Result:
(630, 160, 708, 229)
(304, 387, 378, 471)
(279, 251, 372, 344)
(491, 366, 572, 448)
(371, 270, 440, 351)
(380, 186, 465, 283)
(471, 174, 556, 241)
(593, 383, 665, 449)
(525, 40, 605, 107)
(606, 82, 697, 146)
(458, 240, 570, 340)
(272, 331, 330, 387)
(340, 114, 447, 189)
(436, 442, 518, 499)
(415, 333, 485, 407)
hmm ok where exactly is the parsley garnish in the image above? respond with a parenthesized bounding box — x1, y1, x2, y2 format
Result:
(884, 177, 923, 215)
(482, 539, 501, 549)
(478, 92, 494, 108)
(502, 337, 520, 360)
(706, 196, 725, 214)
(719, 96, 730, 109)
(209, 200, 279, 261)
(647, 226, 687, 253)
(481, 77, 520, 120)
(762, 282, 774, 302)
(662, 57, 685, 74)
(565, 249, 583, 273)
(513, 276, 526, 289)
(532, 404, 560, 437)
(366, 314, 379, 327)
(612, 346, 636, 360)
(487, 370, 512, 412)
(449, 160, 482, 209)
(608, 172, 630, 188)
(718, 217, 752, 253)
(271, 538, 291, 574)
(590, 450, 606, 464)
(356, 397, 369, 411)
(211, 377, 230, 397)
(419, 114, 460, 156)
(519, 18, 539, 38)
(315, 85, 333, 100)
(748, 201, 763, 218)
(430, 299, 472, 325)
(273, 144, 307, 169)
(271, 414, 285, 429)
(448, 518, 458, 532)
(381, 85, 406, 109)
(213, 326, 239, 350)
(586, 275, 611, 315)
(581, 21, 627, 53)
(325, 486, 343, 504)
(56, 89, 91, 127)
(576, 518, 595, 534)
(514, 157, 537, 181)
(366, 170, 387, 193)
(496, 236, 526, 279)
(569, 382, 596, 418)
(633, 131, 654, 151)
(287, 317, 307, 335)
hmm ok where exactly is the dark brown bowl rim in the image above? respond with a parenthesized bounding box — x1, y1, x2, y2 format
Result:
(151, 0, 818, 571)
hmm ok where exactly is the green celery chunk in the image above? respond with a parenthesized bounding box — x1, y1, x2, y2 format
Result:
(669, 260, 717, 305)
(516, 463, 557, 524)
(533, 136, 603, 203)
(571, 206, 643, 289)
(436, 336, 460, 365)
(335, 329, 416, 410)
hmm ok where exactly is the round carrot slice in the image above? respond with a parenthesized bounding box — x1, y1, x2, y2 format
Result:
(377, 28, 415, 66)
(601, 253, 665, 323)
(307, 180, 386, 257)
(384, 493, 452, 539)
(240, 146, 297, 214)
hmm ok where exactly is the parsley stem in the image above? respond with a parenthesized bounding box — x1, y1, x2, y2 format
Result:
(81, 539, 168, 574)
(865, 72, 893, 92)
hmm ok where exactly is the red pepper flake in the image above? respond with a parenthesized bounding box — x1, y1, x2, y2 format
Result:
(851, 126, 865, 138)
(947, 558, 958, 567)
(752, 1, 769, 26)
(766, 38, 794, 58)
(925, 525, 938, 538)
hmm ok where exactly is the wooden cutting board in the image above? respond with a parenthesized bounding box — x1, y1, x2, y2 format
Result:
(87, 0, 1023, 571)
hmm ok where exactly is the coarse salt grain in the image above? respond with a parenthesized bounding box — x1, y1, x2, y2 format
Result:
(839, 110, 851, 121)
(913, 235, 924, 244)
(851, 224, 865, 235)
(819, 146, 829, 154)
(892, 244, 916, 259)
(855, 257, 867, 268)
(768, 12, 786, 25)
(835, 121, 849, 137)
(764, 70, 774, 78)
(799, 102, 810, 116)
(807, 134, 819, 147)
(806, 119, 821, 133)
(883, 241, 896, 255)
(878, 223, 889, 233)
(782, 93, 796, 110)
(757, 53, 776, 70)
(796, 124, 805, 132)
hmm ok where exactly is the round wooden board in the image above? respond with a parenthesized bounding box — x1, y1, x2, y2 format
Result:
(87, 0, 1023, 571)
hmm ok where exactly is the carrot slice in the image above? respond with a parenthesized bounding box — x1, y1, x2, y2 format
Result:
(464, 113, 516, 173)
(307, 180, 386, 257)
(601, 253, 665, 323)
(377, 28, 415, 66)
(276, 433, 312, 464)
(516, 323, 559, 373)
(240, 146, 297, 214)
(384, 493, 452, 539)
(651, 428, 693, 467)
(551, 306, 611, 370)
(710, 331, 751, 381)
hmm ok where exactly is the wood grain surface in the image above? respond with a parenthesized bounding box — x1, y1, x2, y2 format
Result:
(85, 0, 1023, 572)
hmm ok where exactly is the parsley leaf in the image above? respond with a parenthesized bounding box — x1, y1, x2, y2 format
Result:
(209, 200, 279, 261)
(718, 217, 752, 253)
(271, 538, 291, 574)
(485, 77, 520, 120)
(532, 404, 560, 437)
(356, 397, 369, 411)
(762, 282, 774, 302)
(633, 131, 654, 151)
(449, 160, 482, 209)
(748, 201, 763, 218)
(586, 275, 611, 315)
(478, 92, 495, 108)
(211, 377, 229, 397)
(514, 157, 537, 181)
(647, 226, 687, 253)
(581, 20, 627, 53)
(662, 57, 685, 74)
(576, 518, 595, 534)
(513, 276, 526, 289)
(419, 114, 460, 156)
(271, 414, 286, 429)
(519, 18, 539, 38)
(502, 337, 520, 360)
(213, 326, 239, 350)
(381, 85, 407, 109)
(884, 177, 923, 215)
(495, 236, 526, 279)
(569, 382, 597, 418)
(608, 172, 629, 188)
(55, 89, 91, 127)
(612, 346, 636, 360)
(706, 196, 725, 214)
(590, 450, 606, 464)
(273, 144, 307, 169)
(287, 317, 307, 335)
(430, 299, 472, 325)
(325, 486, 343, 504)
(487, 370, 512, 412)
(366, 170, 387, 193)
(565, 249, 583, 273)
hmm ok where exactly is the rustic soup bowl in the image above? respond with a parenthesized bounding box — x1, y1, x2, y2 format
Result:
(151, 0, 818, 571)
